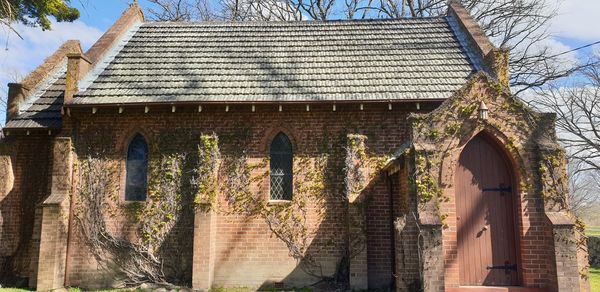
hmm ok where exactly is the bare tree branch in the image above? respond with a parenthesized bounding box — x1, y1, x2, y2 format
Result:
(529, 55, 600, 209)
(568, 160, 600, 215)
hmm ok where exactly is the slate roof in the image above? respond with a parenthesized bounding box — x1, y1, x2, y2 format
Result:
(73, 16, 481, 104)
(6, 16, 483, 129)
(4, 65, 66, 129)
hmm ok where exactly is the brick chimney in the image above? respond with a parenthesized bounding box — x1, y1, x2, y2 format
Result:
(6, 83, 29, 122)
(447, 0, 510, 87)
(3, 40, 81, 122)
(63, 2, 144, 104)
(64, 53, 92, 104)
(483, 48, 510, 87)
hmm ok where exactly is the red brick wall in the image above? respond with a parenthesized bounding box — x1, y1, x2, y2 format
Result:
(3, 99, 581, 291)
(61, 102, 418, 288)
(0, 135, 52, 287)
(366, 175, 395, 289)
(393, 165, 422, 290)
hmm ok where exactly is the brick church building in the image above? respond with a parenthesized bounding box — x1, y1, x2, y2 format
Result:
(0, 1, 590, 291)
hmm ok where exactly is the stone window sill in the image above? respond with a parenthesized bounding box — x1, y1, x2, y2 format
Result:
(267, 199, 292, 205)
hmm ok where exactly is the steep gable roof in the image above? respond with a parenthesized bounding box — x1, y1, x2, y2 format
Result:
(71, 16, 482, 104)
(5, 1, 498, 131)
(3, 3, 144, 130)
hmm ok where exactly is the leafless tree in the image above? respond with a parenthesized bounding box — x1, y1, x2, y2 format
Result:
(250, 0, 302, 21)
(0, 70, 23, 126)
(528, 54, 600, 214)
(146, 0, 204, 21)
(0, 85, 7, 124)
(531, 56, 600, 175)
(568, 159, 600, 216)
(147, 0, 302, 21)
(464, 0, 572, 94)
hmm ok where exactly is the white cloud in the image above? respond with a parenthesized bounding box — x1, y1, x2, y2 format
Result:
(550, 0, 600, 41)
(0, 20, 103, 87)
(544, 37, 579, 68)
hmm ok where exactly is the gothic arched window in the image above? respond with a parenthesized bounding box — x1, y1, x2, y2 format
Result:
(270, 132, 293, 200)
(125, 133, 148, 201)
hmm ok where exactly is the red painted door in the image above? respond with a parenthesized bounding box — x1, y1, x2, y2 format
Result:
(456, 135, 519, 286)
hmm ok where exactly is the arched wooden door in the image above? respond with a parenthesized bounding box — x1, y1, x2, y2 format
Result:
(455, 134, 519, 286)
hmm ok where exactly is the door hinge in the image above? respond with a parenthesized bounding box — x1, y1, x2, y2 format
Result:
(486, 264, 517, 272)
(482, 186, 512, 193)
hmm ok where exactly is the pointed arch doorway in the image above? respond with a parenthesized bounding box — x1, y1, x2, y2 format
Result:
(455, 134, 520, 286)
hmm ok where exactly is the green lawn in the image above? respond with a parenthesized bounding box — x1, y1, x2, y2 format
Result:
(586, 226, 600, 237)
(591, 267, 600, 292)
(0, 288, 309, 292)
(0, 289, 141, 292)
(210, 288, 310, 292)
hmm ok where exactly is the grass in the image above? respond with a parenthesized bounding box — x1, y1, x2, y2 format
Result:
(209, 288, 311, 292)
(0, 288, 310, 292)
(0, 289, 144, 292)
(591, 267, 600, 291)
(586, 226, 600, 237)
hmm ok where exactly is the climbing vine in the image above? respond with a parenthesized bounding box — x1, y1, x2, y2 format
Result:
(75, 156, 169, 286)
(414, 153, 441, 207)
(264, 154, 329, 277)
(140, 153, 186, 249)
(192, 134, 220, 212)
(539, 149, 590, 280)
(345, 134, 369, 200)
(538, 150, 568, 210)
(75, 146, 192, 287)
(73, 124, 404, 289)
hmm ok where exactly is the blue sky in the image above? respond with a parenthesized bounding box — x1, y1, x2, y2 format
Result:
(0, 0, 599, 125)
(66, 0, 600, 51)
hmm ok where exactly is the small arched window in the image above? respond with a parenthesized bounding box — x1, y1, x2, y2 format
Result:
(270, 132, 293, 200)
(125, 133, 148, 201)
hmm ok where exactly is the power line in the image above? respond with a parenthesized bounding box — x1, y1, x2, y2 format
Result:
(549, 40, 600, 59)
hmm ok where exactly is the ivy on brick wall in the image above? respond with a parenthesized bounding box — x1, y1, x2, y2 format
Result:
(191, 129, 389, 284)
(192, 134, 220, 212)
(142, 153, 186, 249)
(410, 76, 540, 228)
(75, 156, 169, 286)
(345, 134, 368, 201)
(75, 127, 390, 287)
(538, 150, 569, 209)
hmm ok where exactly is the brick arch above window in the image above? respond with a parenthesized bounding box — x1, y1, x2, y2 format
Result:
(260, 127, 297, 153)
(116, 127, 154, 154)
